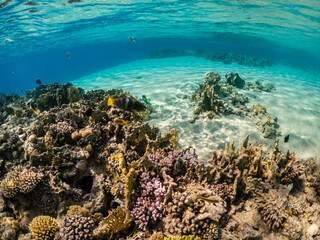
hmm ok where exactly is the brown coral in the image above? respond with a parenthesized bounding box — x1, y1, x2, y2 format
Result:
(0, 166, 43, 198)
(255, 188, 289, 230)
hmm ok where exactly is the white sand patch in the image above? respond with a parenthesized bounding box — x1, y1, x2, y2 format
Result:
(72, 56, 320, 161)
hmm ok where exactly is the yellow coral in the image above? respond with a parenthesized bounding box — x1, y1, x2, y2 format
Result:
(110, 152, 138, 209)
(124, 168, 138, 209)
(66, 205, 91, 217)
(29, 216, 58, 240)
(93, 207, 132, 239)
(164, 236, 202, 240)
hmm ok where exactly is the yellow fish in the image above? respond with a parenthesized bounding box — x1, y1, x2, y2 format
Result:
(114, 118, 128, 126)
(29, 103, 40, 115)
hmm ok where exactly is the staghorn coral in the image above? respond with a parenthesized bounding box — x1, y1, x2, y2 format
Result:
(131, 171, 166, 231)
(60, 215, 95, 240)
(0, 166, 43, 198)
(93, 207, 132, 239)
(29, 216, 59, 240)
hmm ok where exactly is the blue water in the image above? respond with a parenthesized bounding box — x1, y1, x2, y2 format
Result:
(0, 0, 319, 94)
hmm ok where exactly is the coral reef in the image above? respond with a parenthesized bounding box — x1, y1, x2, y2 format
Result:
(225, 72, 245, 89)
(145, 48, 274, 68)
(0, 166, 43, 198)
(131, 171, 166, 231)
(191, 72, 279, 139)
(93, 207, 132, 239)
(164, 236, 202, 240)
(29, 216, 58, 240)
(251, 104, 281, 138)
(0, 83, 319, 240)
(60, 215, 95, 240)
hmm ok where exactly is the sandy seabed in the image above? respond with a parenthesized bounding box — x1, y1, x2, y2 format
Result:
(72, 56, 320, 161)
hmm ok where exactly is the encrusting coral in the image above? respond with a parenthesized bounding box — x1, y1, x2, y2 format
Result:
(29, 216, 58, 240)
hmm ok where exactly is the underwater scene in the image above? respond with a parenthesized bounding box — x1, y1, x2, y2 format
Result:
(0, 0, 320, 239)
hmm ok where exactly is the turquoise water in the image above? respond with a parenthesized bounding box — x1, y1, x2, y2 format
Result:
(1, 0, 320, 159)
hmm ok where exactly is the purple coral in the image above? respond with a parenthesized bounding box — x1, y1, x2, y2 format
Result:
(131, 172, 166, 231)
(148, 149, 199, 168)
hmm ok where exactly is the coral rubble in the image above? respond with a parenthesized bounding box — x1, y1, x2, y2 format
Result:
(0, 83, 319, 240)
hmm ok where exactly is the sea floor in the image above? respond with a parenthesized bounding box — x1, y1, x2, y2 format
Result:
(72, 56, 320, 161)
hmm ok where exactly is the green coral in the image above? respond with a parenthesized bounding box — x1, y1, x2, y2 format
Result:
(29, 216, 58, 240)
(164, 235, 202, 240)
(93, 207, 132, 239)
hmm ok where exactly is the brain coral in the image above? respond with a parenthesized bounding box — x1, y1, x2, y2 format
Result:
(29, 216, 58, 240)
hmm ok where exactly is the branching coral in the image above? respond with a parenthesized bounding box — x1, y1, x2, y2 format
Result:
(0, 166, 43, 198)
(60, 215, 95, 240)
(29, 216, 58, 240)
(255, 188, 289, 230)
(131, 171, 166, 230)
(93, 207, 132, 239)
(164, 184, 226, 237)
(266, 140, 303, 184)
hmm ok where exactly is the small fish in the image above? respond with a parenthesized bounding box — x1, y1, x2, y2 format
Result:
(35, 78, 42, 84)
(82, 107, 93, 117)
(128, 36, 137, 43)
(284, 134, 290, 143)
(141, 95, 151, 105)
(29, 103, 40, 115)
(66, 51, 70, 60)
(114, 118, 128, 126)
(108, 96, 146, 112)
(197, 195, 219, 203)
